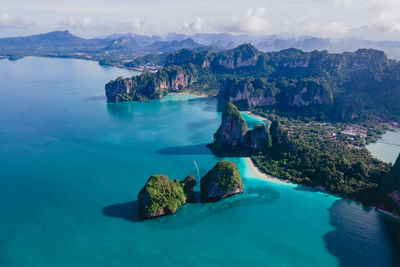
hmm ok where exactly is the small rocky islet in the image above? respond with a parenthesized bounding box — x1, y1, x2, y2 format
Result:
(137, 161, 244, 219)
(137, 174, 196, 219)
(201, 161, 244, 202)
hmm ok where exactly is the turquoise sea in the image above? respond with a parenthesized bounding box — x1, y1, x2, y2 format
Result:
(0, 57, 399, 266)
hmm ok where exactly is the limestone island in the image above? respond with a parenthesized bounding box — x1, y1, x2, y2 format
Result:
(137, 161, 244, 219)
(201, 161, 244, 202)
(138, 174, 196, 219)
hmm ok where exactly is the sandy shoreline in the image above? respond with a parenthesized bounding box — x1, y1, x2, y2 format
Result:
(244, 157, 292, 185)
(243, 111, 270, 123)
(170, 92, 209, 98)
(245, 160, 400, 220)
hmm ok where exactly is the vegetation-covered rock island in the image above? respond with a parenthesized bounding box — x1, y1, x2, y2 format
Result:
(201, 161, 244, 201)
(137, 161, 243, 219)
(138, 174, 196, 219)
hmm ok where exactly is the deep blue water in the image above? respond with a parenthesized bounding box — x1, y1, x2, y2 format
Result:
(0, 57, 399, 267)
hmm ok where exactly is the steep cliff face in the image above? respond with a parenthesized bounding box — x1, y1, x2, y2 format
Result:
(105, 66, 197, 102)
(213, 103, 248, 148)
(170, 72, 195, 89)
(243, 125, 272, 151)
(105, 77, 133, 102)
(381, 153, 400, 214)
(218, 77, 332, 109)
(290, 80, 333, 107)
(211, 43, 261, 71)
(210, 103, 273, 154)
(218, 78, 277, 108)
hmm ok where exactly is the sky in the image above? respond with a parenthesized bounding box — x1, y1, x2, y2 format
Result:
(1, 0, 400, 40)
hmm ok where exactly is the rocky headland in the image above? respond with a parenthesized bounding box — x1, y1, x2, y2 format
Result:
(105, 65, 197, 102)
(208, 103, 274, 155)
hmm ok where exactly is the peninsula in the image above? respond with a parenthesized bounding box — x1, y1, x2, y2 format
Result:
(211, 102, 400, 215)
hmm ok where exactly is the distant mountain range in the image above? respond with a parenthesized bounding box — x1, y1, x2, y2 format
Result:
(1, 30, 400, 62)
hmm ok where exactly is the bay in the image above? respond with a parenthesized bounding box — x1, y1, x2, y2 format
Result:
(0, 57, 398, 267)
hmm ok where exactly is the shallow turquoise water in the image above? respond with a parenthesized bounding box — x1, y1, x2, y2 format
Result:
(0, 57, 399, 266)
(240, 112, 266, 129)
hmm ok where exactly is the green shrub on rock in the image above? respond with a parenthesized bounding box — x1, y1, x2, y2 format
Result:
(200, 161, 244, 201)
(138, 174, 196, 219)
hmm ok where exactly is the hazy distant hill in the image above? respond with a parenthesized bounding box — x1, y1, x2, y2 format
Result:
(0, 30, 107, 50)
(1, 30, 400, 61)
(146, 38, 202, 52)
(0, 30, 206, 60)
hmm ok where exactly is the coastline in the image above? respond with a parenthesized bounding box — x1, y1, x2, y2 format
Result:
(245, 158, 400, 220)
(170, 92, 209, 98)
(377, 208, 400, 221)
(243, 111, 270, 123)
(243, 157, 293, 186)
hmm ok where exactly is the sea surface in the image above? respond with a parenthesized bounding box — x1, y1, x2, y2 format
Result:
(0, 57, 399, 267)
(367, 129, 400, 163)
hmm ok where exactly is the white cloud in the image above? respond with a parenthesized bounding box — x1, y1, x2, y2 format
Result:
(58, 16, 147, 35)
(182, 7, 350, 37)
(221, 7, 271, 34)
(178, 2, 400, 40)
(372, 12, 400, 33)
(366, 0, 400, 34)
(183, 17, 205, 32)
(0, 13, 34, 29)
(3, 0, 400, 40)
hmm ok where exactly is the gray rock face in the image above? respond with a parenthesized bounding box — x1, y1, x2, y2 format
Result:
(105, 69, 196, 102)
(291, 81, 333, 107)
(214, 103, 248, 148)
(211, 103, 274, 153)
(243, 125, 272, 151)
(218, 80, 277, 107)
(218, 78, 332, 109)
(105, 77, 133, 103)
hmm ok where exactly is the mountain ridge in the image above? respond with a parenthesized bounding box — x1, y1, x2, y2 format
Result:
(105, 43, 400, 123)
